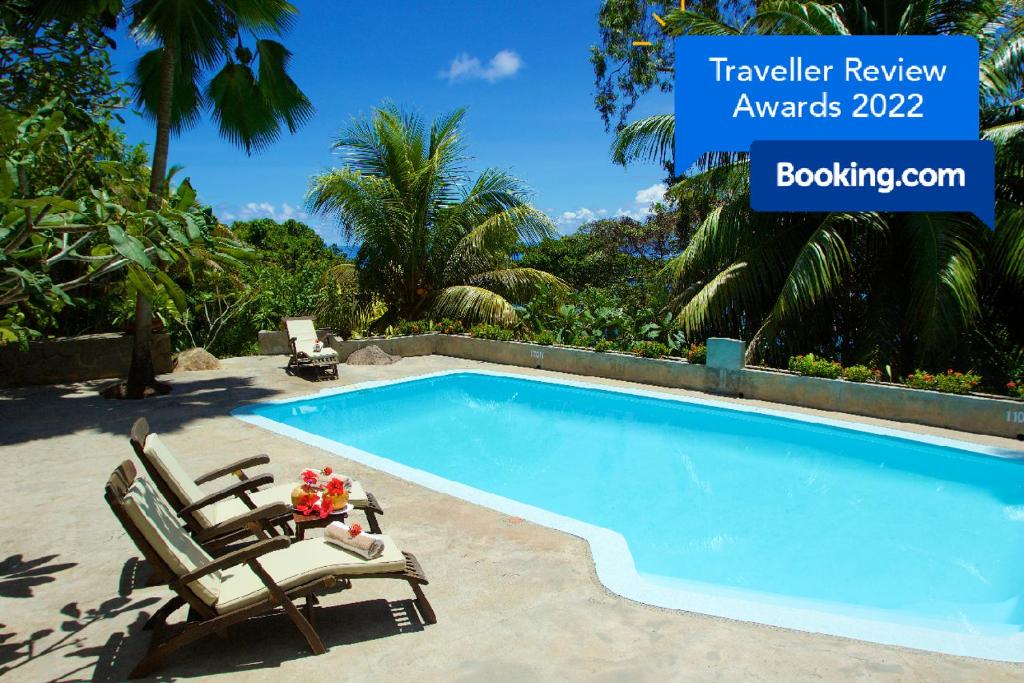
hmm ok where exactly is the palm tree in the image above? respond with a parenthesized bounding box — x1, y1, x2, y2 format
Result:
(41, 0, 313, 397)
(611, 0, 1024, 374)
(308, 103, 567, 328)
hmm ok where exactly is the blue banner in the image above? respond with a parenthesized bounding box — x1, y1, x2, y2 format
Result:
(674, 36, 980, 171)
(749, 140, 995, 227)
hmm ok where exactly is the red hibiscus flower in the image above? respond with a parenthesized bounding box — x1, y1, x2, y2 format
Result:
(322, 466, 333, 476)
(318, 495, 334, 519)
(301, 469, 319, 486)
(296, 493, 321, 517)
(326, 477, 346, 495)
(348, 523, 362, 537)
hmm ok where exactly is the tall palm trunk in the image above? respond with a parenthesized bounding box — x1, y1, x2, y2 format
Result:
(126, 45, 174, 399)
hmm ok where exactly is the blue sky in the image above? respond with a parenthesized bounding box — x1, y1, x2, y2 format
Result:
(105, 1, 672, 244)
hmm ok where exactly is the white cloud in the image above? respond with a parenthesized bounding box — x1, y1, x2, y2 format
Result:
(222, 201, 309, 223)
(441, 49, 523, 83)
(635, 182, 667, 205)
(555, 207, 607, 230)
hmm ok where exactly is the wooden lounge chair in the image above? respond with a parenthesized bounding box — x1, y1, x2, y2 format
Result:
(129, 418, 385, 551)
(283, 316, 339, 381)
(105, 463, 435, 679)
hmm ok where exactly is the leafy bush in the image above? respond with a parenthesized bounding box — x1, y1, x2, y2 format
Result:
(532, 330, 556, 345)
(435, 318, 464, 334)
(594, 339, 617, 352)
(686, 343, 707, 364)
(843, 364, 880, 382)
(469, 323, 515, 341)
(788, 354, 843, 379)
(394, 320, 427, 336)
(1008, 380, 1024, 399)
(904, 369, 981, 394)
(631, 341, 670, 358)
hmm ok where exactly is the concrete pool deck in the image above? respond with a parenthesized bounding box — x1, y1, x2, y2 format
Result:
(1, 353, 1022, 681)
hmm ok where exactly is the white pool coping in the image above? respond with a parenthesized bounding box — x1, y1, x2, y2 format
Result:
(232, 368, 1024, 662)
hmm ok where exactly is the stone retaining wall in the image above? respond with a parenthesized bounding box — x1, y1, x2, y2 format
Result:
(0, 333, 172, 387)
(256, 332, 1024, 440)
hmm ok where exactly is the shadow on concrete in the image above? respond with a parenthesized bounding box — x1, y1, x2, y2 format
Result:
(0, 554, 76, 600)
(92, 594, 425, 680)
(0, 554, 160, 681)
(0, 374, 283, 447)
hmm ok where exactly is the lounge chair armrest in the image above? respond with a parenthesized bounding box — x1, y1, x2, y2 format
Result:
(178, 473, 275, 517)
(193, 455, 271, 485)
(178, 537, 291, 584)
(194, 502, 291, 542)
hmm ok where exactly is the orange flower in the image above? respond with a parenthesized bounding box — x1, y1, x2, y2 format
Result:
(349, 523, 362, 537)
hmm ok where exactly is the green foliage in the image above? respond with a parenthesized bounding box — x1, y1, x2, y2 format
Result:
(788, 354, 843, 379)
(435, 318, 464, 335)
(0, 103, 237, 345)
(686, 342, 707, 364)
(594, 339, 618, 352)
(531, 330, 556, 345)
(468, 323, 516, 341)
(904, 369, 982, 394)
(1007, 380, 1024, 399)
(631, 340, 670, 358)
(843, 365, 881, 383)
(394, 320, 428, 336)
(308, 103, 566, 328)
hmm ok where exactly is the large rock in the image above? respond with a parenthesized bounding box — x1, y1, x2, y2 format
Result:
(174, 347, 220, 372)
(346, 345, 400, 366)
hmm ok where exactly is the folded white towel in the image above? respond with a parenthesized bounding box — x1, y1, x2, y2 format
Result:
(324, 522, 384, 559)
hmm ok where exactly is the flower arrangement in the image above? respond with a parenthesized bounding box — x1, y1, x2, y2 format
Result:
(291, 466, 352, 518)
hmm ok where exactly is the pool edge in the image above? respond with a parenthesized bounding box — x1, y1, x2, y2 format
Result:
(231, 368, 1024, 662)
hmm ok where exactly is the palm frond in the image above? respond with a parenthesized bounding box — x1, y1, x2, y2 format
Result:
(255, 39, 314, 133)
(433, 285, 519, 325)
(469, 267, 569, 303)
(611, 114, 674, 167)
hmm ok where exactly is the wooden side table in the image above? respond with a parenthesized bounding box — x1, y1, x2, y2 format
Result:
(292, 505, 351, 541)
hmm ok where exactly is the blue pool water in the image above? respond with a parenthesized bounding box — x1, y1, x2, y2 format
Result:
(238, 371, 1024, 658)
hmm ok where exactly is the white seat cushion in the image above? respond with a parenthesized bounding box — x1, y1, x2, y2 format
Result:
(143, 433, 215, 529)
(215, 536, 406, 613)
(209, 480, 370, 523)
(122, 477, 221, 606)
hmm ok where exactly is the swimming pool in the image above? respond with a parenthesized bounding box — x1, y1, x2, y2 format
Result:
(235, 370, 1024, 660)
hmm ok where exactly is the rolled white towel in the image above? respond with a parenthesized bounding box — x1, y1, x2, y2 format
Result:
(324, 522, 384, 559)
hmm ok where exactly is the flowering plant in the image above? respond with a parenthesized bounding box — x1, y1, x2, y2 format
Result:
(348, 523, 362, 537)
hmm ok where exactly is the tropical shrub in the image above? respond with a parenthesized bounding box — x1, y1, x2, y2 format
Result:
(788, 354, 843, 379)
(631, 341, 670, 358)
(904, 369, 981, 394)
(395, 320, 428, 336)
(435, 318, 464, 335)
(686, 343, 707, 364)
(1008, 381, 1024, 400)
(594, 339, 618, 352)
(843, 365, 881, 383)
(532, 330, 556, 345)
(469, 323, 515, 341)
